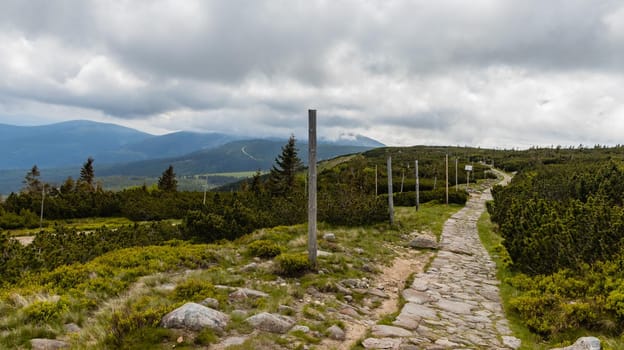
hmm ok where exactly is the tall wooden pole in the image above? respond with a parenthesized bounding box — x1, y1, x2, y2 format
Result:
(39, 185, 45, 229)
(415, 160, 420, 211)
(445, 154, 449, 205)
(387, 155, 394, 225)
(375, 165, 378, 196)
(455, 157, 458, 191)
(308, 110, 318, 267)
(400, 169, 405, 193)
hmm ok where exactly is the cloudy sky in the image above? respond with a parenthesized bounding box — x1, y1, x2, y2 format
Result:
(1, 0, 623, 148)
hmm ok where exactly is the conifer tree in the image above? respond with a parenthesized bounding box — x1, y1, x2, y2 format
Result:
(158, 165, 178, 192)
(22, 165, 42, 194)
(268, 135, 303, 196)
(78, 157, 95, 191)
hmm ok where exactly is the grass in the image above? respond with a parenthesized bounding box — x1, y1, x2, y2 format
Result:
(0, 200, 465, 349)
(8, 217, 181, 237)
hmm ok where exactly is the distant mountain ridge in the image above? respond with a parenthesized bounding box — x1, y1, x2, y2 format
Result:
(0, 120, 385, 193)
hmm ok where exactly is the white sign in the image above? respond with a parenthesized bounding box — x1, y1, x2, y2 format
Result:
(465, 165, 473, 171)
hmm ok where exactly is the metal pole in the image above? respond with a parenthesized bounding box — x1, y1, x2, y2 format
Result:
(308, 110, 318, 267)
(445, 154, 449, 205)
(387, 155, 394, 225)
(415, 160, 419, 211)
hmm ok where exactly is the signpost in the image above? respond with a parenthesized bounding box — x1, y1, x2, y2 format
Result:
(308, 110, 318, 267)
(465, 164, 473, 190)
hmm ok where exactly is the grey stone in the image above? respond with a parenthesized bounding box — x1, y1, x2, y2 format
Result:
(229, 287, 269, 301)
(551, 337, 601, 350)
(323, 233, 337, 242)
(341, 278, 369, 289)
(362, 337, 402, 349)
(340, 307, 360, 318)
(221, 336, 247, 347)
(245, 312, 294, 334)
(435, 299, 474, 315)
(30, 339, 69, 350)
(278, 304, 295, 315)
(399, 303, 437, 319)
(368, 288, 390, 298)
(241, 262, 259, 272)
(63, 323, 81, 333)
(161, 302, 229, 331)
(371, 325, 413, 337)
(408, 235, 438, 249)
(401, 289, 430, 304)
(502, 335, 522, 349)
(292, 325, 310, 333)
(327, 325, 346, 340)
(201, 297, 219, 309)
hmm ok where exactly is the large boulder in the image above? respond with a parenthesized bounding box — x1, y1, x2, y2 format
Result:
(161, 302, 229, 331)
(551, 337, 601, 350)
(30, 339, 69, 350)
(408, 235, 438, 249)
(245, 312, 295, 334)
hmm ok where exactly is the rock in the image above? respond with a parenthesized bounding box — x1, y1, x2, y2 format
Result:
(502, 335, 522, 349)
(304, 307, 326, 321)
(551, 337, 601, 350)
(368, 288, 390, 298)
(200, 297, 219, 309)
(278, 304, 295, 315)
(229, 287, 269, 301)
(241, 262, 259, 272)
(327, 325, 346, 340)
(408, 235, 438, 249)
(354, 248, 365, 254)
(317, 250, 333, 257)
(401, 289, 430, 304)
(221, 336, 247, 347)
(161, 302, 229, 331)
(323, 233, 337, 242)
(245, 312, 295, 334)
(292, 325, 311, 333)
(362, 337, 402, 349)
(435, 299, 474, 315)
(340, 307, 360, 318)
(372, 325, 413, 338)
(341, 278, 369, 289)
(30, 339, 70, 350)
(63, 323, 81, 333)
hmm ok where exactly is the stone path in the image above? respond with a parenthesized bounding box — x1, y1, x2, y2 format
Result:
(362, 180, 521, 349)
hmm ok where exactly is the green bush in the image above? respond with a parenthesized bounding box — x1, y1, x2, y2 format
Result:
(247, 240, 283, 258)
(22, 298, 69, 325)
(174, 278, 215, 302)
(275, 253, 310, 276)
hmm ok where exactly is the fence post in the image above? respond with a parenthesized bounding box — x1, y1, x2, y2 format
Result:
(387, 155, 394, 225)
(308, 110, 317, 267)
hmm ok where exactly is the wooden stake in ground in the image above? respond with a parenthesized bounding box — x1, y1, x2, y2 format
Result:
(445, 154, 449, 205)
(455, 157, 458, 191)
(387, 155, 394, 225)
(375, 165, 378, 196)
(415, 160, 420, 211)
(308, 110, 318, 267)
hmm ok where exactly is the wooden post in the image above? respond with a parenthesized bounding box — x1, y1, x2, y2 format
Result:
(415, 160, 420, 211)
(308, 110, 318, 267)
(400, 169, 405, 193)
(203, 176, 208, 205)
(445, 154, 449, 205)
(39, 185, 45, 229)
(455, 157, 458, 191)
(387, 155, 394, 225)
(375, 165, 378, 196)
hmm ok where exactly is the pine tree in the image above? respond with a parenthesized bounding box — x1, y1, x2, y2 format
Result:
(22, 165, 42, 194)
(268, 135, 303, 196)
(158, 165, 178, 192)
(78, 157, 95, 191)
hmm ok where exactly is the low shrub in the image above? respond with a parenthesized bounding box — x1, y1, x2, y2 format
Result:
(275, 253, 310, 276)
(247, 240, 283, 258)
(174, 278, 215, 302)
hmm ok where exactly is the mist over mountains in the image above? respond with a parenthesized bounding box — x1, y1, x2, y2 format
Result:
(0, 120, 384, 193)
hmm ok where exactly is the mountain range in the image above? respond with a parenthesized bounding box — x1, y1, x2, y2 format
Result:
(0, 120, 384, 193)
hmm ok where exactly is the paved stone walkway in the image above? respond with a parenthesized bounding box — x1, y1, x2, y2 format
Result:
(362, 184, 521, 349)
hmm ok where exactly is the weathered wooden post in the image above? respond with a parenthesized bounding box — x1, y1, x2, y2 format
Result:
(308, 110, 318, 267)
(387, 155, 394, 225)
(39, 185, 45, 229)
(455, 157, 458, 191)
(400, 169, 405, 193)
(445, 154, 449, 205)
(375, 165, 378, 196)
(415, 160, 420, 211)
